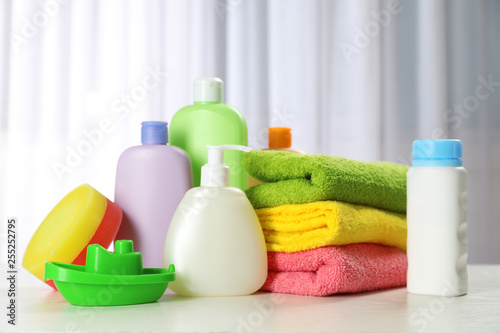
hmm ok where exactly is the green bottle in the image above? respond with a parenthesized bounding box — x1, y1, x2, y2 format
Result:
(169, 77, 248, 189)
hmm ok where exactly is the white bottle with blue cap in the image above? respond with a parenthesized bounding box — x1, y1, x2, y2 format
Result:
(407, 139, 468, 296)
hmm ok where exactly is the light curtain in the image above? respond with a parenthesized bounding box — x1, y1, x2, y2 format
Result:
(1, 0, 499, 266)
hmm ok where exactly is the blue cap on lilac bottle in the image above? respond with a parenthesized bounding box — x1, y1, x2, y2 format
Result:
(412, 139, 462, 167)
(141, 121, 168, 145)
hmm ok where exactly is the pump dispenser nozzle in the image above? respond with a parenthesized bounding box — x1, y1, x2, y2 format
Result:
(201, 145, 252, 187)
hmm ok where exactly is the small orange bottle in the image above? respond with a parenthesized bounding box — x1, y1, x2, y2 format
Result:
(248, 127, 305, 187)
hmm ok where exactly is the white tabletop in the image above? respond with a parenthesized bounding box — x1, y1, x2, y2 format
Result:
(1, 265, 499, 332)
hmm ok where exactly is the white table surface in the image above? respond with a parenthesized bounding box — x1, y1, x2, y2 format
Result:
(1, 265, 499, 333)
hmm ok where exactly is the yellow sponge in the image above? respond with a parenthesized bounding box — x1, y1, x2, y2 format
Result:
(23, 184, 122, 288)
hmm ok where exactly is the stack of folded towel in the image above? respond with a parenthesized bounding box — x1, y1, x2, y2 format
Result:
(243, 151, 409, 296)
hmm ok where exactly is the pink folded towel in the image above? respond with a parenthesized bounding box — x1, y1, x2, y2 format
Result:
(261, 243, 407, 296)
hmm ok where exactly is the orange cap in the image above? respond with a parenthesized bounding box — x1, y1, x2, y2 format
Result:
(269, 127, 292, 149)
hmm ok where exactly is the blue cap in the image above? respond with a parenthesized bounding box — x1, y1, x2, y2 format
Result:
(412, 139, 462, 167)
(141, 121, 168, 145)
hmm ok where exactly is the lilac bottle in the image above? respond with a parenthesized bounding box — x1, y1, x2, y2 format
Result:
(114, 121, 192, 268)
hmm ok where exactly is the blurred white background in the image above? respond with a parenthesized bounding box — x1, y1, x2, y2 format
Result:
(1, 0, 499, 265)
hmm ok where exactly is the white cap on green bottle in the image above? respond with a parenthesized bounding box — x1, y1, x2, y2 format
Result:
(194, 77, 223, 103)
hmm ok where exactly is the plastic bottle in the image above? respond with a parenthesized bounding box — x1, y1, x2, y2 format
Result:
(114, 121, 192, 268)
(163, 145, 268, 296)
(169, 77, 248, 190)
(265, 127, 305, 153)
(248, 127, 304, 187)
(407, 139, 468, 296)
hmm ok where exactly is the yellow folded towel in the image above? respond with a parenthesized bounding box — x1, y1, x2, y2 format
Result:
(256, 201, 407, 253)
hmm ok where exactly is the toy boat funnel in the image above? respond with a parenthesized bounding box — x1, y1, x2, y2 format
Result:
(44, 240, 175, 306)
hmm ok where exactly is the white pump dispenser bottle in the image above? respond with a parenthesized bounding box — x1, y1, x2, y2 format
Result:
(163, 145, 268, 296)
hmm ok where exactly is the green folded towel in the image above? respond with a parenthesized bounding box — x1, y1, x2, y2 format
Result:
(243, 150, 408, 213)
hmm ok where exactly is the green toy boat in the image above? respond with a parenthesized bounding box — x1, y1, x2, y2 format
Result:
(44, 240, 175, 306)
